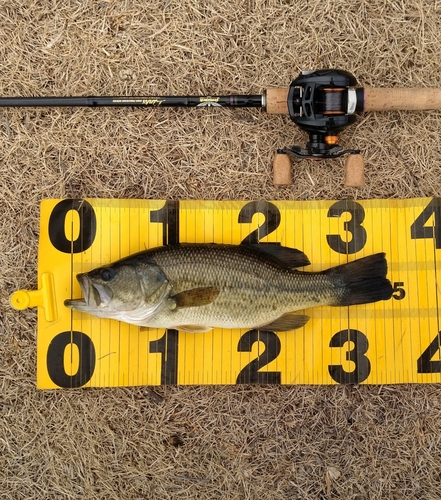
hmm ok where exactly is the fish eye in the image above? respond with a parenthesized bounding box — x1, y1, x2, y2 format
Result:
(100, 268, 116, 281)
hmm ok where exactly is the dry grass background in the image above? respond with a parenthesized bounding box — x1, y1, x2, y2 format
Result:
(1, 0, 441, 498)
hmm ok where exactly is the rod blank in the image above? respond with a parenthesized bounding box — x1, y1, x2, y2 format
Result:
(0, 95, 263, 108)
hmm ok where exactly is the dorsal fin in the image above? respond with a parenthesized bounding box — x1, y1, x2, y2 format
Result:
(247, 243, 310, 268)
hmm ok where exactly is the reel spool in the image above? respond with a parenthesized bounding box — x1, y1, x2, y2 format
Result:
(271, 69, 365, 187)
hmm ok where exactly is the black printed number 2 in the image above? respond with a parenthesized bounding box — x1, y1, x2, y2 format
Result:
(239, 201, 281, 244)
(236, 330, 281, 384)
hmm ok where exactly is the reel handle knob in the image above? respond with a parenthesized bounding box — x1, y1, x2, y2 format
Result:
(273, 152, 293, 185)
(344, 153, 365, 187)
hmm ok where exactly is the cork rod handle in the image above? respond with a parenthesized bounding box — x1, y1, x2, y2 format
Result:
(265, 88, 289, 114)
(265, 87, 441, 114)
(363, 88, 441, 112)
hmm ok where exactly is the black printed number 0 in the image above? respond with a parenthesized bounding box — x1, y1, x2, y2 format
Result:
(48, 199, 97, 253)
(46, 331, 96, 388)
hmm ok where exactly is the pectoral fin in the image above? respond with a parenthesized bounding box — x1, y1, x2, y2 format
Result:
(260, 312, 310, 332)
(171, 287, 220, 309)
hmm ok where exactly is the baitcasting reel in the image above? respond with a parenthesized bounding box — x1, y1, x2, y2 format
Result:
(280, 69, 363, 159)
(267, 69, 366, 186)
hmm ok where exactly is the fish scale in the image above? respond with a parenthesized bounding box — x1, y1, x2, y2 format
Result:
(65, 244, 393, 331)
(149, 245, 333, 327)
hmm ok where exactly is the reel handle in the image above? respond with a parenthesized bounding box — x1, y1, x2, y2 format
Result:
(363, 88, 441, 111)
(272, 152, 366, 188)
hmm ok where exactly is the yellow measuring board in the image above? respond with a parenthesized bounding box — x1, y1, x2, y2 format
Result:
(10, 198, 441, 389)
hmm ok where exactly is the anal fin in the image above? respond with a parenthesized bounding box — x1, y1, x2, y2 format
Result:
(141, 324, 213, 333)
(177, 325, 213, 333)
(259, 312, 310, 332)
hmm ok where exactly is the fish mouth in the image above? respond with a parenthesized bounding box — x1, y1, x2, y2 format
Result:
(64, 273, 113, 311)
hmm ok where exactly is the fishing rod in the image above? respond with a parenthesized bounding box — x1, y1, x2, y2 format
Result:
(2, 69, 441, 187)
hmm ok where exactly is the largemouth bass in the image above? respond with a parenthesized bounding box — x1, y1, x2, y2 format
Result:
(65, 244, 393, 332)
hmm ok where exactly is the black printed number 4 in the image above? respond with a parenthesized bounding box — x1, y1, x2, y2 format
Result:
(412, 198, 441, 374)
(417, 331, 441, 374)
(410, 197, 441, 249)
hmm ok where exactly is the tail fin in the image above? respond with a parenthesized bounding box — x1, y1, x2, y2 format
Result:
(325, 253, 393, 306)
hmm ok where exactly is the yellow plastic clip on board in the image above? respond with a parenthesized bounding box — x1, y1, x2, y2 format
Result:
(10, 198, 441, 389)
(10, 272, 58, 322)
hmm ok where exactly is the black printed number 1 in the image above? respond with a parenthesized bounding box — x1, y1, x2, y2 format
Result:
(150, 200, 179, 246)
(149, 330, 179, 384)
(149, 201, 180, 384)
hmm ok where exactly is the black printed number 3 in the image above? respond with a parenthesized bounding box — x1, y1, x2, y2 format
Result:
(328, 329, 371, 384)
(327, 200, 367, 254)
